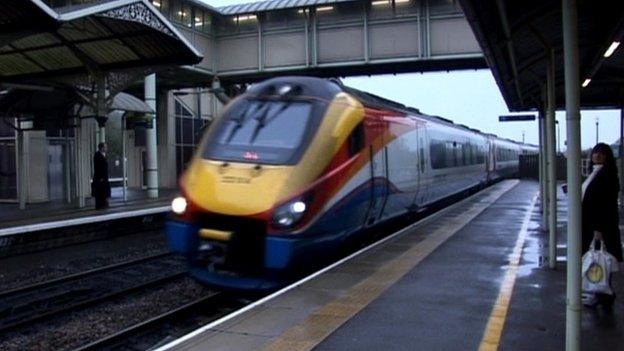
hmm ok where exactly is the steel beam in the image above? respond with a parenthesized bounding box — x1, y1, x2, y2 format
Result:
(563, 0, 582, 349)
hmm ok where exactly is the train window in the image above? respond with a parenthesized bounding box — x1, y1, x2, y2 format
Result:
(348, 122, 365, 156)
(430, 139, 446, 169)
(445, 142, 456, 167)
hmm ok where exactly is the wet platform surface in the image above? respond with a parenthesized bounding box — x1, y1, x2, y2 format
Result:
(0, 187, 176, 229)
(158, 180, 624, 351)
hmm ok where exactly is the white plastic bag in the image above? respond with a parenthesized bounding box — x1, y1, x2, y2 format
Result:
(582, 240, 619, 295)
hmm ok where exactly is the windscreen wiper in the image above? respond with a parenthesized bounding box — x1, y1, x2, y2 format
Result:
(249, 101, 289, 142)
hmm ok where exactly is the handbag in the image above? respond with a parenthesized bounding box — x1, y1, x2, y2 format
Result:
(582, 239, 619, 295)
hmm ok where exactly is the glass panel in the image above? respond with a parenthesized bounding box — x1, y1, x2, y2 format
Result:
(216, 16, 238, 33)
(0, 120, 15, 137)
(317, 3, 364, 24)
(182, 118, 193, 144)
(194, 8, 204, 31)
(237, 14, 258, 32)
(152, 0, 169, 16)
(369, 0, 394, 20)
(176, 146, 183, 176)
(395, 0, 419, 16)
(172, 0, 183, 23)
(428, 0, 462, 15)
(182, 3, 192, 28)
(0, 140, 17, 199)
(263, 9, 305, 30)
(175, 117, 182, 144)
(203, 12, 213, 34)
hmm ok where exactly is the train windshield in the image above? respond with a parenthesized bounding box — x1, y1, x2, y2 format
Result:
(202, 98, 320, 165)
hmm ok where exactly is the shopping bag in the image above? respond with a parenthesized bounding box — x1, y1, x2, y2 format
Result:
(581, 240, 619, 295)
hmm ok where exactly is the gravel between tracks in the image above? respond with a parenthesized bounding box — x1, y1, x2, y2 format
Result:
(0, 277, 213, 351)
(0, 231, 167, 291)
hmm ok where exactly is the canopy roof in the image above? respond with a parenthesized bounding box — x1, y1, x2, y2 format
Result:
(459, 0, 624, 111)
(218, 0, 359, 15)
(0, 0, 202, 84)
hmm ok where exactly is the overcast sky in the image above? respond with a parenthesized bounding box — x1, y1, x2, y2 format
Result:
(203, 0, 622, 150)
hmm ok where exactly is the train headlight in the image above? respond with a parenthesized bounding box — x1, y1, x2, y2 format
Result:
(272, 200, 307, 229)
(171, 197, 188, 215)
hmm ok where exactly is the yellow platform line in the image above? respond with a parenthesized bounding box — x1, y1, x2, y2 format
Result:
(262, 180, 519, 351)
(478, 193, 537, 351)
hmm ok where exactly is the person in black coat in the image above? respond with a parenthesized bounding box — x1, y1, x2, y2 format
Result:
(92, 142, 111, 209)
(581, 143, 622, 307)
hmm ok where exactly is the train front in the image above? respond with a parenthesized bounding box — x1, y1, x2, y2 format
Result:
(166, 77, 364, 291)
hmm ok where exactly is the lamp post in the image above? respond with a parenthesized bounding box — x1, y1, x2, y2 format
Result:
(595, 117, 599, 144)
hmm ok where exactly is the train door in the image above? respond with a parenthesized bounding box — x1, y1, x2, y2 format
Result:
(366, 143, 388, 226)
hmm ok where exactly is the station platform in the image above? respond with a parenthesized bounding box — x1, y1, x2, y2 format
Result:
(158, 180, 624, 351)
(0, 187, 176, 230)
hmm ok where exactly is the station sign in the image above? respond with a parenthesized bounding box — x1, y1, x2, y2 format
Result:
(499, 115, 536, 122)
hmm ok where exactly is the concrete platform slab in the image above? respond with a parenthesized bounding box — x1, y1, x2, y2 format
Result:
(157, 180, 624, 351)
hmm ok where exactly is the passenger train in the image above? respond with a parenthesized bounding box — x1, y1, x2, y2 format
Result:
(166, 76, 538, 291)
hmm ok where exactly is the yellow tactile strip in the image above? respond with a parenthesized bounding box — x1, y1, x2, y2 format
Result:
(478, 194, 537, 351)
(262, 180, 520, 351)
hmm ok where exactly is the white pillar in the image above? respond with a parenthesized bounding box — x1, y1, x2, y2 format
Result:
(563, 0, 582, 349)
(145, 74, 159, 198)
(17, 129, 26, 210)
(618, 106, 624, 207)
(546, 48, 558, 270)
(76, 117, 85, 208)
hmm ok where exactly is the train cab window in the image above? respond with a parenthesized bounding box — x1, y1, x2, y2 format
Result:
(348, 122, 365, 157)
(203, 99, 316, 164)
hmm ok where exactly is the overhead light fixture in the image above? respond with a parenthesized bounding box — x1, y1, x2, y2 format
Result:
(152, 1, 161, 7)
(297, 9, 308, 14)
(394, 0, 410, 3)
(604, 41, 620, 57)
(316, 6, 333, 12)
(372, 0, 390, 6)
(582, 78, 591, 88)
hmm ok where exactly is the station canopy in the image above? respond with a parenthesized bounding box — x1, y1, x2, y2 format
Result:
(459, 1, 624, 111)
(0, 0, 202, 89)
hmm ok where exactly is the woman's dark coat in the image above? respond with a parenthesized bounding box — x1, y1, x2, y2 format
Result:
(582, 166, 623, 262)
(92, 151, 111, 199)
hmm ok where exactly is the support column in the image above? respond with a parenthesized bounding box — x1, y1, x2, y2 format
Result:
(563, 0, 582, 349)
(546, 48, 558, 270)
(76, 117, 85, 208)
(17, 129, 26, 210)
(96, 75, 107, 144)
(539, 109, 548, 229)
(619, 107, 623, 207)
(145, 74, 159, 199)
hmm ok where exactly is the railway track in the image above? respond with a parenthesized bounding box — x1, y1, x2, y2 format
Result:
(75, 291, 246, 351)
(0, 253, 187, 333)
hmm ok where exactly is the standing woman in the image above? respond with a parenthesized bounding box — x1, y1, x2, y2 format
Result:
(582, 143, 623, 304)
